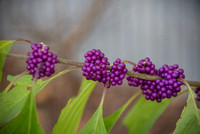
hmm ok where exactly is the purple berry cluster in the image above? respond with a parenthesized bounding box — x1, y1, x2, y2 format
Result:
(82, 49, 128, 88)
(127, 57, 157, 87)
(127, 58, 185, 102)
(156, 64, 184, 99)
(158, 64, 185, 79)
(82, 50, 186, 101)
(82, 49, 110, 84)
(108, 58, 128, 87)
(195, 87, 200, 101)
(26, 44, 58, 78)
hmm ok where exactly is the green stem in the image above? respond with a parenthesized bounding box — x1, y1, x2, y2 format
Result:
(100, 86, 107, 106)
(122, 60, 136, 66)
(46, 67, 81, 82)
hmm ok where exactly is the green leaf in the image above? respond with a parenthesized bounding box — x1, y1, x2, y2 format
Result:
(52, 79, 97, 134)
(0, 89, 44, 134)
(78, 88, 107, 134)
(0, 75, 44, 126)
(79, 77, 94, 92)
(103, 91, 141, 133)
(0, 40, 15, 83)
(173, 82, 200, 134)
(123, 96, 172, 134)
(7, 75, 34, 87)
(0, 67, 79, 126)
(0, 86, 29, 126)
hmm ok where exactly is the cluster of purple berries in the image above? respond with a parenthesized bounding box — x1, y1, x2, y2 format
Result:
(82, 49, 187, 102)
(24, 46, 193, 102)
(156, 64, 184, 98)
(108, 58, 128, 87)
(26, 44, 58, 78)
(82, 49, 110, 83)
(126, 58, 184, 102)
(195, 87, 200, 101)
(82, 49, 127, 88)
(127, 57, 157, 87)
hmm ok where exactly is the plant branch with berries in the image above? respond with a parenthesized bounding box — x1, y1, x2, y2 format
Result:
(6, 52, 200, 87)
(0, 39, 200, 134)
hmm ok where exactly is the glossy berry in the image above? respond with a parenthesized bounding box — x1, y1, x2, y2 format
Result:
(195, 87, 200, 101)
(26, 44, 58, 78)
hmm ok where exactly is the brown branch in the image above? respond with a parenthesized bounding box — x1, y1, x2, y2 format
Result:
(58, 58, 84, 67)
(6, 53, 200, 87)
(185, 80, 200, 88)
(15, 39, 33, 45)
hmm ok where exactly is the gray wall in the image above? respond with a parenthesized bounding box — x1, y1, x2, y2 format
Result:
(77, 0, 200, 81)
(0, 0, 200, 81)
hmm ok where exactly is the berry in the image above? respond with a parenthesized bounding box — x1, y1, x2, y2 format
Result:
(195, 87, 200, 101)
(26, 44, 58, 78)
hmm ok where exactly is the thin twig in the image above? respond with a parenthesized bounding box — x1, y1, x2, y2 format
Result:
(122, 60, 136, 66)
(6, 53, 200, 87)
(58, 58, 84, 67)
(15, 38, 33, 45)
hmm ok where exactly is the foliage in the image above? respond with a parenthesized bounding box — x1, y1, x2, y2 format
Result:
(173, 81, 200, 134)
(0, 40, 200, 134)
(0, 40, 15, 83)
(0, 89, 44, 134)
(78, 88, 107, 134)
(123, 96, 172, 134)
(52, 79, 97, 134)
(103, 91, 141, 133)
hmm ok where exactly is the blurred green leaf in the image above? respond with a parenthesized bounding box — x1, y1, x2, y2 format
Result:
(79, 77, 94, 92)
(78, 88, 107, 134)
(0, 75, 49, 126)
(0, 85, 29, 126)
(53, 78, 97, 134)
(7, 74, 34, 87)
(123, 96, 171, 134)
(0, 40, 15, 83)
(0, 75, 36, 126)
(173, 82, 200, 134)
(103, 92, 141, 133)
(0, 89, 44, 134)
(0, 67, 79, 126)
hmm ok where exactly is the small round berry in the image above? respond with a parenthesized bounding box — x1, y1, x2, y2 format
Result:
(195, 87, 200, 101)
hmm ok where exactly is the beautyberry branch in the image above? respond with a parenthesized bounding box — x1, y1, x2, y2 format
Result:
(5, 53, 200, 87)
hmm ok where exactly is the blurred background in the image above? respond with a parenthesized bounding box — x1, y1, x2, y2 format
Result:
(0, 0, 200, 133)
